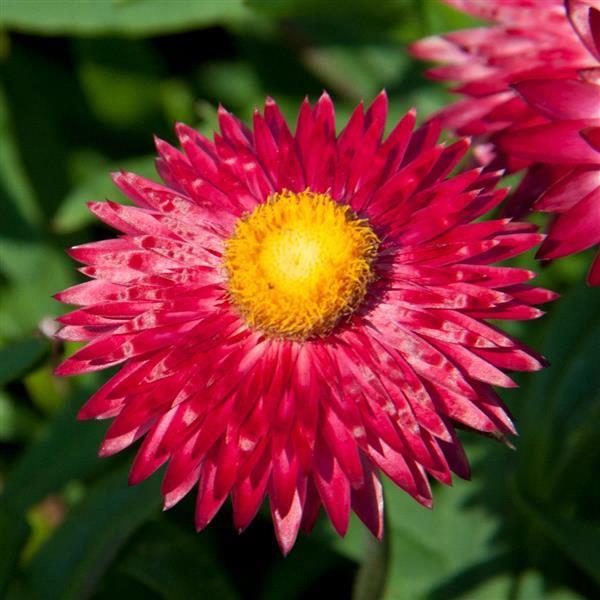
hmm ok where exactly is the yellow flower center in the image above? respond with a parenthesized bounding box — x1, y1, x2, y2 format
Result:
(224, 189, 379, 340)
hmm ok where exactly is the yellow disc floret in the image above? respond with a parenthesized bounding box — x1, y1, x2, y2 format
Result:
(224, 189, 379, 339)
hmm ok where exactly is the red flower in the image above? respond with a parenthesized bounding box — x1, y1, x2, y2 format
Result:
(499, 77, 600, 285)
(412, 0, 600, 283)
(55, 93, 555, 553)
(410, 0, 595, 169)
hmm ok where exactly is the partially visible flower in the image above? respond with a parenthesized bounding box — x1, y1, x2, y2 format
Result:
(499, 77, 600, 284)
(412, 0, 600, 284)
(55, 93, 555, 553)
(410, 0, 596, 170)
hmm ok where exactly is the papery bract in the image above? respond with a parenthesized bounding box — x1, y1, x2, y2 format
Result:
(412, 0, 600, 284)
(55, 93, 554, 553)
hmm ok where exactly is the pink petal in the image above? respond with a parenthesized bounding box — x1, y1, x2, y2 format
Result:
(351, 455, 384, 540)
(587, 248, 600, 285)
(195, 449, 229, 532)
(538, 187, 600, 258)
(232, 442, 272, 532)
(568, 1, 600, 60)
(536, 167, 600, 212)
(300, 478, 322, 534)
(313, 441, 351, 536)
(162, 431, 203, 509)
(499, 120, 600, 164)
(513, 78, 600, 120)
(270, 476, 306, 556)
(582, 126, 600, 151)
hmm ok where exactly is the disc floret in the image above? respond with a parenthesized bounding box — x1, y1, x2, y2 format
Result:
(224, 189, 379, 339)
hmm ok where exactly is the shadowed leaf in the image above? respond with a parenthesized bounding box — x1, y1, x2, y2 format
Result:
(0, 338, 48, 386)
(29, 468, 161, 600)
(2, 389, 106, 512)
(3, 0, 251, 36)
(119, 521, 238, 600)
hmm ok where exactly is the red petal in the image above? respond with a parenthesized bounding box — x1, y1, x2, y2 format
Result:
(514, 79, 600, 120)
(232, 442, 272, 532)
(162, 431, 203, 509)
(587, 249, 600, 285)
(538, 187, 600, 258)
(499, 120, 600, 165)
(313, 441, 351, 536)
(536, 167, 600, 212)
(568, 1, 600, 61)
(270, 476, 306, 556)
(351, 455, 384, 540)
(582, 126, 600, 151)
(195, 443, 229, 531)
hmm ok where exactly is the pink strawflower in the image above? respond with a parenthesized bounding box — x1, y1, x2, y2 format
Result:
(412, 0, 600, 283)
(498, 5, 600, 285)
(55, 93, 555, 553)
(410, 0, 596, 169)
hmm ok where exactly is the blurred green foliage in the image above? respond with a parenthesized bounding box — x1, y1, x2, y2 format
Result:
(0, 1, 598, 599)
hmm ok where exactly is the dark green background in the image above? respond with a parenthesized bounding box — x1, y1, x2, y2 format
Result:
(1, 1, 599, 598)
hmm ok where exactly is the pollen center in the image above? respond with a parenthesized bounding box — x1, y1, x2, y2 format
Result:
(224, 189, 379, 339)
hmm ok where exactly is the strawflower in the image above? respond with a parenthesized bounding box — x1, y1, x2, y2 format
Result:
(412, 0, 600, 283)
(55, 93, 555, 553)
(410, 0, 595, 168)
(498, 4, 600, 285)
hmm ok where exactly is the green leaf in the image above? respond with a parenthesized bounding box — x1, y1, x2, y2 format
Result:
(516, 285, 600, 501)
(523, 285, 600, 411)
(3, 0, 251, 36)
(0, 86, 42, 236)
(28, 468, 161, 600)
(247, 0, 407, 24)
(1, 389, 106, 513)
(197, 61, 266, 115)
(91, 573, 158, 599)
(74, 38, 165, 128)
(2, 45, 75, 221)
(0, 504, 30, 596)
(0, 391, 40, 442)
(119, 521, 238, 600)
(0, 338, 48, 386)
(53, 155, 156, 234)
(382, 476, 506, 599)
(515, 571, 586, 600)
(313, 513, 369, 563)
(512, 489, 600, 586)
(159, 79, 197, 126)
(417, 0, 485, 36)
(23, 366, 66, 416)
(461, 284, 600, 594)
(0, 242, 74, 339)
(298, 44, 408, 101)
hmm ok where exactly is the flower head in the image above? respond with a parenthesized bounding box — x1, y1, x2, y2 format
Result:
(55, 93, 554, 553)
(410, 0, 596, 169)
(497, 1, 600, 285)
(412, 0, 600, 283)
(499, 77, 600, 284)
